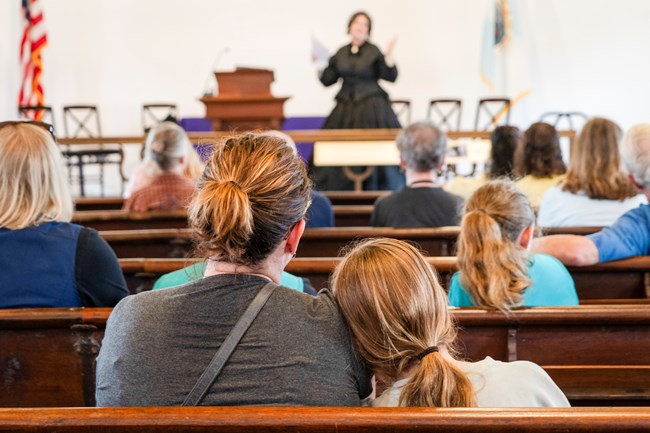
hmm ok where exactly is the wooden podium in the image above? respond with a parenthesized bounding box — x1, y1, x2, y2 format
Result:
(200, 67, 289, 131)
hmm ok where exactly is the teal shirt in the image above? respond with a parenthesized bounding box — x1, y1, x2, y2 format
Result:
(448, 253, 579, 307)
(153, 262, 305, 292)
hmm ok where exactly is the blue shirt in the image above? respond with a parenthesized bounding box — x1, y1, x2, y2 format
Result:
(153, 262, 310, 294)
(0, 221, 128, 308)
(448, 253, 579, 307)
(588, 204, 650, 262)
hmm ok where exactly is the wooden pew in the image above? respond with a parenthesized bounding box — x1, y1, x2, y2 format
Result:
(101, 226, 603, 260)
(1, 306, 648, 407)
(101, 227, 459, 259)
(74, 196, 124, 211)
(120, 257, 650, 303)
(73, 207, 372, 230)
(74, 192, 390, 211)
(324, 190, 389, 206)
(73, 210, 188, 231)
(0, 308, 109, 407)
(0, 406, 647, 432)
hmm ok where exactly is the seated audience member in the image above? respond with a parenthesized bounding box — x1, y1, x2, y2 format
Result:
(332, 238, 570, 407)
(370, 121, 463, 227)
(123, 121, 203, 199)
(449, 180, 578, 309)
(123, 122, 199, 211)
(514, 122, 566, 209)
(537, 117, 646, 227)
(0, 122, 128, 308)
(534, 123, 650, 265)
(96, 133, 371, 406)
(445, 125, 520, 198)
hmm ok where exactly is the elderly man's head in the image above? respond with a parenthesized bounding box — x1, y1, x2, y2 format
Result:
(621, 124, 650, 190)
(396, 121, 447, 173)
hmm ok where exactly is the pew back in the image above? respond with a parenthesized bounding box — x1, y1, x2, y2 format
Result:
(120, 257, 650, 303)
(102, 226, 603, 259)
(1, 306, 648, 407)
(0, 407, 647, 433)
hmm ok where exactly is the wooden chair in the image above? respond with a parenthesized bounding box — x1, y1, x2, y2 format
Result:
(474, 97, 511, 131)
(428, 99, 462, 131)
(540, 111, 588, 131)
(62, 105, 125, 197)
(18, 105, 56, 127)
(142, 103, 177, 133)
(390, 99, 411, 126)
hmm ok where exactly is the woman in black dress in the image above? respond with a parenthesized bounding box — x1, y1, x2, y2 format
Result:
(315, 11, 404, 191)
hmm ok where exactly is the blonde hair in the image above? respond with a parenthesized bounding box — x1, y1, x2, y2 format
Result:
(562, 117, 637, 200)
(189, 132, 312, 265)
(0, 123, 73, 229)
(332, 238, 474, 407)
(620, 123, 650, 190)
(144, 121, 203, 176)
(457, 179, 534, 311)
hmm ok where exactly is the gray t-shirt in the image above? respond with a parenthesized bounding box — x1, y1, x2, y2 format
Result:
(96, 274, 371, 406)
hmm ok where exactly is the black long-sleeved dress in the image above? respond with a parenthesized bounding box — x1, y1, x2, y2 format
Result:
(315, 42, 404, 190)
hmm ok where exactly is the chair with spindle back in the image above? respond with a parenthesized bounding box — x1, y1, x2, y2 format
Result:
(62, 105, 125, 197)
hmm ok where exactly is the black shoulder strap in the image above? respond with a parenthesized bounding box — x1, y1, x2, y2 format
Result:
(182, 281, 277, 406)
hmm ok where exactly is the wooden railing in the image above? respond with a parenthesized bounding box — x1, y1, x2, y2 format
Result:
(0, 406, 646, 432)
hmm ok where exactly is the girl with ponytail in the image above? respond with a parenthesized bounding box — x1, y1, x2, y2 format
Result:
(332, 238, 569, 407)
(449, 179, 578, 309)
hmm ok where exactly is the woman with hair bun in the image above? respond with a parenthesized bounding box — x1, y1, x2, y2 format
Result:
(97, 132, 371, 407)
(332, 237, 569, 407)
(449, 180, 578, 310)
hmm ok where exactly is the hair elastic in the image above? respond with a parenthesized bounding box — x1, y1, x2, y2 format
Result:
(416, 346, 439, 360)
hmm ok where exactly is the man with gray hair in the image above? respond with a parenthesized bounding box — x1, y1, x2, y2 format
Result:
(370, 120, 463, 227)
(533, 123, 650, 265)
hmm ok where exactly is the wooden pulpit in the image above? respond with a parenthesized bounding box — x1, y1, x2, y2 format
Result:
(200, 67, 290, 131)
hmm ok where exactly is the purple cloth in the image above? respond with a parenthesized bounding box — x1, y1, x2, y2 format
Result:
(282, 117, 326, 164)
(179, 118, 213, 162)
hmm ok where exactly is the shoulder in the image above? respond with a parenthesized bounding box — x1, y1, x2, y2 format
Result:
(464, 358, 570, 407)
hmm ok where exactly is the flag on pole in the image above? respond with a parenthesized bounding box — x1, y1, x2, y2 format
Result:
(479, 0, 531, 115)
(18, 0, 48, 119)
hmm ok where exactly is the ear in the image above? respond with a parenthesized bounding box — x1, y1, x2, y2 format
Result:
(285, 219, 306, 256)
(518, 225, 535, 249)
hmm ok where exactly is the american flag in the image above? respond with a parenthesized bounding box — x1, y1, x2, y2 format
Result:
(18, 0, 48, 118)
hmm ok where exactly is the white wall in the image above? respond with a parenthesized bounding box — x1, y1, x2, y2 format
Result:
(2, 0, 650, 135)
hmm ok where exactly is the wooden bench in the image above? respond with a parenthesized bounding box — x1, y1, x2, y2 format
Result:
(73, 207, 372, 230)
(120, 257, 650, 303)
(74, 192, 390, 211)
(101, 226, 603, 259)
(0, 406, 647, 432)
(1, 306, 648, 407)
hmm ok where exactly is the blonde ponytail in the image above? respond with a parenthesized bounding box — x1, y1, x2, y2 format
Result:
(399, 350, 474, 407)
(332, 238, 475, 407)
(457, 179, 534, 310)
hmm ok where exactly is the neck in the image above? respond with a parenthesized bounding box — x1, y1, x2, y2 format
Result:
(406, 170, 439, 188)
(204, 259, 281, 284)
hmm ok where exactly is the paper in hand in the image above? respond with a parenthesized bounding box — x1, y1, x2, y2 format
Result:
(311, 34, 330, 70)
